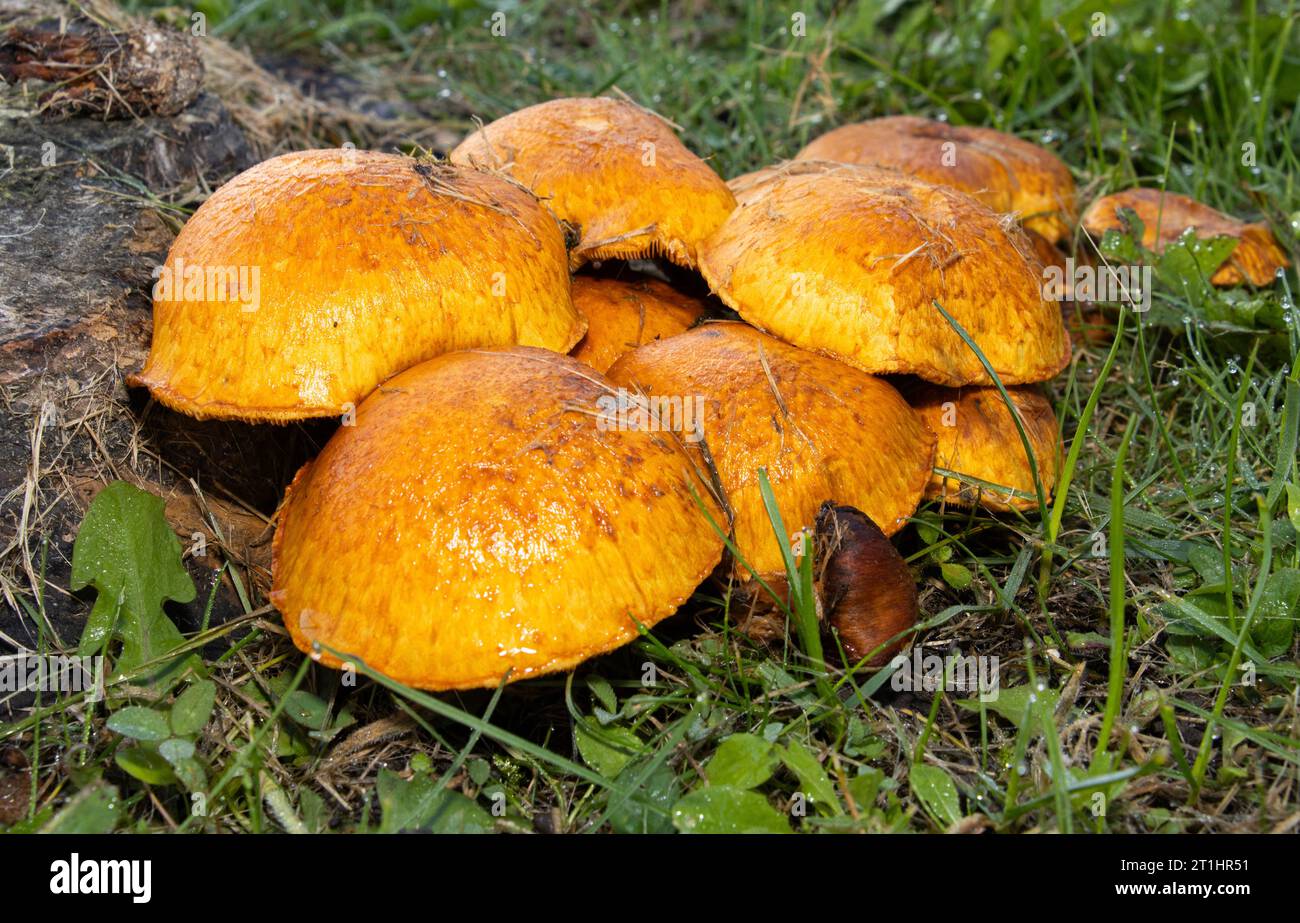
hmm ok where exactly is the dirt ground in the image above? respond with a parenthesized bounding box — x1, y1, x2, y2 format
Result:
(0, 0, 458, 671)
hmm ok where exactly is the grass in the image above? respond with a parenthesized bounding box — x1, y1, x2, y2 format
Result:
(2, 0, 1299, 834)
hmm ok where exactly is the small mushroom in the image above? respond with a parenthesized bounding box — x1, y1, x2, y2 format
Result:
(1080, 188, 1289, 286)
(733, 502, 919, 668)
(795, 115, 1077, 243)
(570, 274, 711, 373)
(130, 150, 585, 421)
(271, 347, 724, 691)
(816, 502, 919, 667)
(450, 97, 736, 269)
(900, 380, 1061, 513)
(607, 322, 935, 578)
(699, 162, 1071, 387)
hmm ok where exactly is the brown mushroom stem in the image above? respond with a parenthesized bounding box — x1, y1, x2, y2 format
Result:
(815, 502, 919, 668)
(730, 501, 920, 669)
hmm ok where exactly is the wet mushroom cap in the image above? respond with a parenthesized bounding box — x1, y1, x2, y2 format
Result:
(795, 116, 1078, 243)
(450, 97, 736, 269)
(606, 323, 935, 578)
(1080, 187, 1289, 287)
(725, 159, 843, 204)
(271, 347, 724, 691)
(699, 163, 1071, 387)
(900, 381, 1061, 513)
(569, 275, 710, 373)
(1023, 227, 1070, 277)
(130, 150, 584, 422)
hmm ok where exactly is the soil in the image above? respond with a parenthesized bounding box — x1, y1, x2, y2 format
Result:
(0, 0, 422, 662)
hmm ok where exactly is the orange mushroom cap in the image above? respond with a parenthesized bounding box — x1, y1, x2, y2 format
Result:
(901, 381, 1061, 513)
(569, 275, 710, 373)
(450, 97, 736, 269)
(699, 163, 1071, 387)
(795, 116, 1078, 243)
(1023, 228, 1070, 276)
(130, 150, 584, 422)
(271, 347, 724, 691)
(1080, 188, 1289, 287)
(606, 322, 935, 578)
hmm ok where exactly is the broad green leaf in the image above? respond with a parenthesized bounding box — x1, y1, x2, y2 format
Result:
(158, 737, 195, 762)
(279, 690, 355, 742)
(755, 662, 820, 709)
(1253, 568, 1300, 659)
(587, 675, 617, 714)
(70, 482, 197, 684)
(158, 743, 207, 792)
(957, 683, 1059, 732)
(574, 721, 642, 779)
(909, 764, 962, 828)
(467, 757, 491, 787)
(1066, 630, 1111, 652)
(1155, 232, 1240, 311)
(282, 690, 331, 730)
(114, 745, 175, 785)
(1187, 546, 1227, 586)
(940, 562, 973, 590)
(40, 781, 120, 834)
(1167, 634, 1219, 673)
(704, 733, 777, 789)
(1161, 596, 1300, 678)
(418, 791, 494, 833)
(779, 740, 842, 816)
(376, 768, 493, 833)
(846, 768, 884, 813)
(607, 761, 679, 834)
(672, 786, 790, 834)
(106, 706, 171, 742)
(171, 680, 216, 736)
(299, 789, 328, 834)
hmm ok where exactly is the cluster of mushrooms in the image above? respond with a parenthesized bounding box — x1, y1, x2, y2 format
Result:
(130, 97, 1290, 691)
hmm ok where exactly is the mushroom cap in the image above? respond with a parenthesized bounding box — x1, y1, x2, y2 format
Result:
(725, 160, 840, 204)
(1023, 228, 1069, 276)
(900, 381, 1061, 512)
(606, 323, 935, 578)
(1080, 188, 1289, 286)
(450, 97, 736, 269)
(129, 150, 584, 422)
(795, 116, 1078, 243)
(271, 347, 724, 691)
(570, 275, 710, 373)
(699, 163, 1071, 387)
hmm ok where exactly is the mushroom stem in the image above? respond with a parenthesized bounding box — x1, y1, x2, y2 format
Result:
(815, 502, 919, 668)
